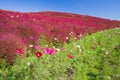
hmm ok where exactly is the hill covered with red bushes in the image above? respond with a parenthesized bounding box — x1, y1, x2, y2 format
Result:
(0, 9, 120, 42)
(0, 9, 120, 63)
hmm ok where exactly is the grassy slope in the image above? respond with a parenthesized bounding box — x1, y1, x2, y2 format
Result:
(64, 28, 120, 80)
(0, 28, 120, 80)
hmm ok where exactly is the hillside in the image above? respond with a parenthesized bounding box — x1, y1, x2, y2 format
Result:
(0, 9, 120, 63)
(0, 9, 120, 42)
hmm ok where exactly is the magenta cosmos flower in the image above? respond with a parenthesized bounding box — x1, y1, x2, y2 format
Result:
(68, 54, 73, 59)
(49, 49, 55, 55)
(44, 48, 55, 56)
(44, 48, 49, 54)
(15, 48, 24, 54)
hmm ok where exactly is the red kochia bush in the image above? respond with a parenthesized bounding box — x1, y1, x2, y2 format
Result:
(0, 33, 25, 64)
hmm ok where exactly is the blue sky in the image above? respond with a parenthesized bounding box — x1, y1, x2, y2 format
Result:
(0, 0, 120, 20)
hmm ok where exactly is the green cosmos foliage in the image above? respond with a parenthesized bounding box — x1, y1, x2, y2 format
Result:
(0, 28, 120, 80)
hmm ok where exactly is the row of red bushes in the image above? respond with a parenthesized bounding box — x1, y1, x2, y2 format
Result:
(0, 9, 120, 63)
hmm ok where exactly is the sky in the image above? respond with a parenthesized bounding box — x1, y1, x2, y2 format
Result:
(0, 0, 120, 20)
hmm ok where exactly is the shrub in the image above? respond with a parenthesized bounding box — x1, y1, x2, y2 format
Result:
(0, 33, 25, 64)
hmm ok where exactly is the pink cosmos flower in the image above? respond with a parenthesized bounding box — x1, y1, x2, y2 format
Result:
(60, 47, 64, 51)
(68, 54, 73, 59)
(29, 36, 34, 40)
(15, 48, 24, 54)
(21, 39, 25, 45)
(54, 37, 57, 41)
(34, 45, 39, 49)
(74, 37, 77, 40)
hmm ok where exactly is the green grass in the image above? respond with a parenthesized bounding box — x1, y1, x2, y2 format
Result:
(0, 28, 120, 80)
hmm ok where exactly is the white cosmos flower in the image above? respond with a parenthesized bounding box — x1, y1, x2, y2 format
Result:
(54, 37, 57, 41)
(27, 62, 31, 66)
(76, 45, 81, 49)
(66, 37, 69, 40)
(56, 48, 60, 52)
(102, 48, 105, 50)
(52, 46, 56, 49)
(74, 37, 77, 40)
(29, 45, 34, 47)
(69, 32, 73, 35)
(16, 15, 19, 18)
(78, 34, 83, 38)
(79, 49, 82, 52)
(45, 45, 48, 47)
(105, 52, 109, 55)
(33, 18, 36, 21)
(11, 15, 14, 18)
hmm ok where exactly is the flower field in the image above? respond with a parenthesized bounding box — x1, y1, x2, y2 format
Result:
(0, 9, 120, 80)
